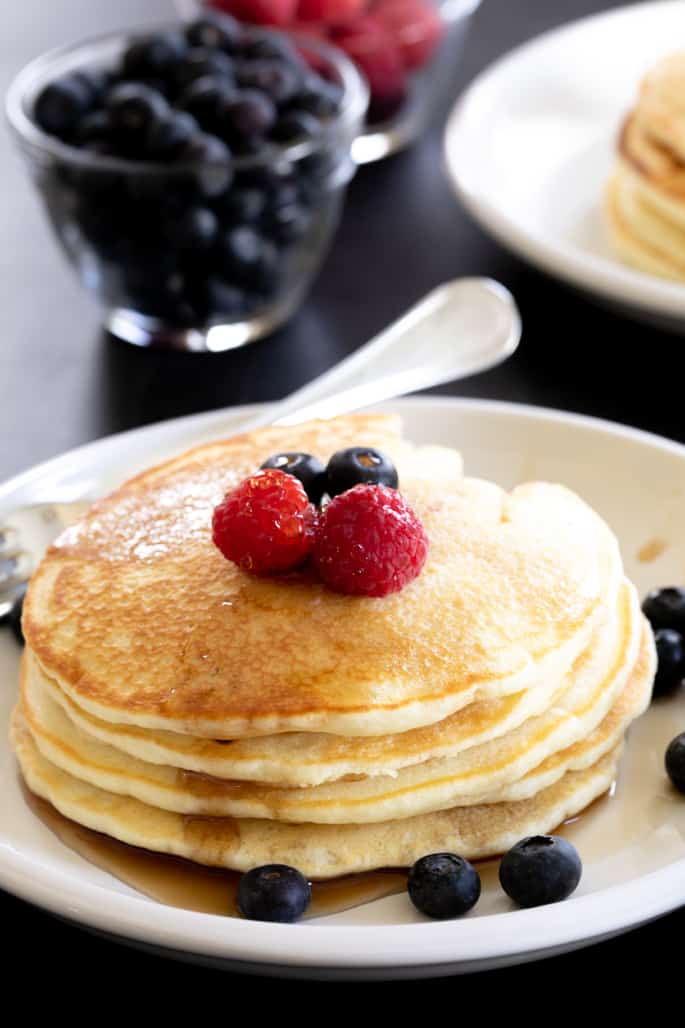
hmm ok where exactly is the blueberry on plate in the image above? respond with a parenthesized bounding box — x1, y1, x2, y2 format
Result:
(106, 83, 170, 140)
(145, 111, 200, 159)
(643, 587, 685, 633)
(260, 453, 327, 504)
(499, 835, 582, 908)
(408, 853, 481, 919)
(121, 31, 188, 80)
(3, 585, 26, 646)
(185, 12, 242, 53)
(237, 864, 311, 923)
(271, 109, 322, 144)
(653, 628, 685, 697)
(326, 447, 399, 498)
(225, 90, 277, 139)
(666, 733, 685, 793)
(34, 74, 93, 137)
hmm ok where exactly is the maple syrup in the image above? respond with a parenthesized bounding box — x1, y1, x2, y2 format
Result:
(23, 786, 407, 919)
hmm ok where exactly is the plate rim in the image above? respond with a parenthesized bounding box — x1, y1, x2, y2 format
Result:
(2, 394, 685, 973)
(443, 0, 685, 320)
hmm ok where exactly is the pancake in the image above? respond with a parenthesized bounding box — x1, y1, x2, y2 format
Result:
(11, 707, 622, 877)
(21, 584, 649, 824)
(606, 52, 685, 280)
(23, 415, 623, 739)
(604, 165, 685, 281)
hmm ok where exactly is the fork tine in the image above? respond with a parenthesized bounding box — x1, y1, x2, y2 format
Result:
(0, 527, 20, 558)
(0, 551, 32, 591)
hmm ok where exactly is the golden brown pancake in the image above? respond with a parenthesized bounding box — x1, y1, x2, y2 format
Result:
(11, 707, 624, 877)
(23, 416, 621, 739)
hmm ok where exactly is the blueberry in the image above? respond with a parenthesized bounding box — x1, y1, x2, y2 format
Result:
(34, 75, 92, 137)
(107, 83, 170, 140)
(204, 278, 246, 317)
(326, 447, 399, 498)
(164, 206, 218, 249)
(499, 835, 582, 908)
(178, 133, 233, 197)
(215, 186, 267, 225)
(218, 226, 278, 293)
(121, 31, 188, 80)
(643, 588, 685, 633)
(174, 47, 235, 91)
(237, 864, 311, 923)
(407, 853, 481, 920)
(73, 68, 110, 106)
(260, 453, 327, 504)
(653, 628, 685, 697)
(264, 203, 310, 246)
(186, 13, 242, 53)
(237, 60, 300, 106)
(293, 74, 343, 119)
(225, 90, 277, 139)
(271, 109, 322, 144)
(177, 76, 234, 134)
(5, 586, 26, 646)
(145, 111, 199, 158)
(73, 110, 112, 146)
(242, 34, 303, 69)
(666, 733, 685, 793)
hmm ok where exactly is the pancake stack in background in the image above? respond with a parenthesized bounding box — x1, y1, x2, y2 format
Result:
(606, 51, 685, 280)
(11, 414, 655, 879)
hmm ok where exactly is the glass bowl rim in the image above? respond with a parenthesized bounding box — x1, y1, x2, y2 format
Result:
(5, 21, 369, 176)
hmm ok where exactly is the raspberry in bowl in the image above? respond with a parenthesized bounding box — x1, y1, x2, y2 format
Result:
(190, 0, 482, 162)
(5, 16, 368, 351)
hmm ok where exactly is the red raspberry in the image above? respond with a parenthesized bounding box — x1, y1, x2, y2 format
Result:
(212, 469, 316, 575)
(374, 0, 445, 71)
(297, 0, 368, 23)
(314, 484, 428, 597)
(208, 0, 298, 26)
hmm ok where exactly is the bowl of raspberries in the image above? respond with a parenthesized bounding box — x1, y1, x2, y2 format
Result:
(189, 0, 482, 162)
(6, 14, 368, 350)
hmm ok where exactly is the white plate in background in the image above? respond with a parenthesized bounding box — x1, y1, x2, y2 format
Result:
(444, 1, 685, 331)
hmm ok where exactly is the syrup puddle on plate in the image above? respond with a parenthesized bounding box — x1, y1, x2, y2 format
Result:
(22, 786, 407, 919)
(22, 782, 614, 921)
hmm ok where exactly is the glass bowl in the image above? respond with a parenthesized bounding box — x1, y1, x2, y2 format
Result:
(6, 26, 368, 352)
(184, 0, 482, 163)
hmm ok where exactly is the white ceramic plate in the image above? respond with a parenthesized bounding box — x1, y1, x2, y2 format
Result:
(2, 396, 685, 979)
(444, 1, 685, 331)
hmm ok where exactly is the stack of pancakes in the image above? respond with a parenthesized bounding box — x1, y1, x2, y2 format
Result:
(11, 414, 655, 878)
(606, 51, 685, 280)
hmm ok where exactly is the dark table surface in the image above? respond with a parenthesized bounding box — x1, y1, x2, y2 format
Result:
(2, 0, 683, 996)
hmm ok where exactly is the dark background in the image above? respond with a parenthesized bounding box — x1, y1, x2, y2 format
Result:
(2, 0, 682, 996)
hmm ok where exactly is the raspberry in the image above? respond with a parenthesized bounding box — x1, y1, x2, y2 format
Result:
(314, 484, 428, 597)
(212, 469, 316, 575)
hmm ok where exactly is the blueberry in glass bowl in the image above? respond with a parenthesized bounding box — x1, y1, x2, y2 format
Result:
(6, 17, 368, 351)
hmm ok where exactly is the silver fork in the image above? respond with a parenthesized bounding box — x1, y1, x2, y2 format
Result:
(0, 277, 521, 621)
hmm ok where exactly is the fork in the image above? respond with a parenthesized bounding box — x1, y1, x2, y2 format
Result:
(0, 277, 521, 620)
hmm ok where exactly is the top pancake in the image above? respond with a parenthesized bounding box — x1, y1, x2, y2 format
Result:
(23, 414, 622, 738)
